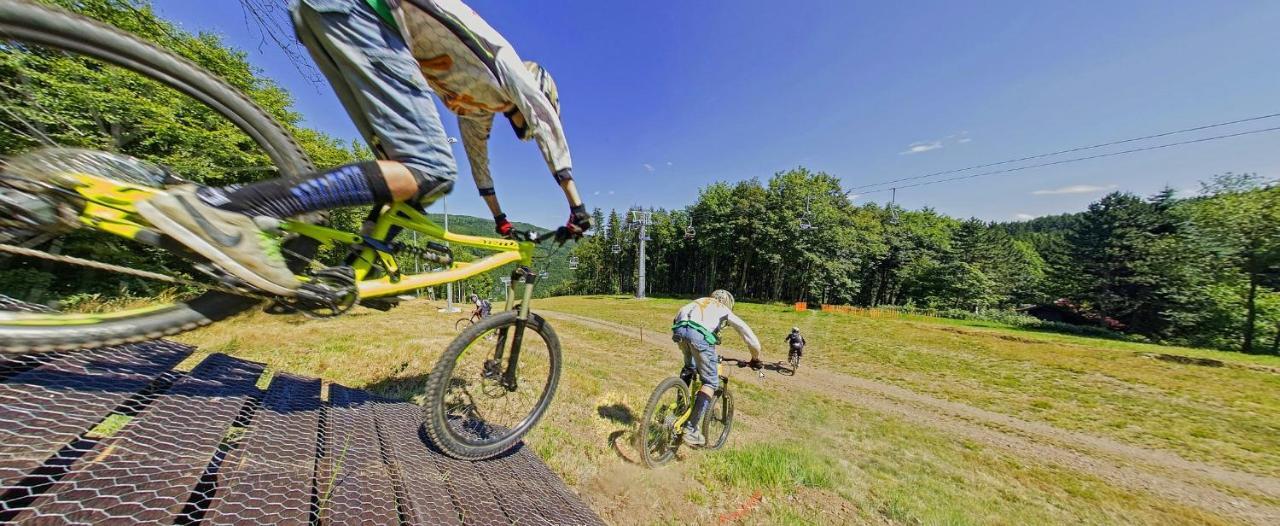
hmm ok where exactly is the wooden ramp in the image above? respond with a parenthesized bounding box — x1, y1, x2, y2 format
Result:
(0, 342, 602, 525)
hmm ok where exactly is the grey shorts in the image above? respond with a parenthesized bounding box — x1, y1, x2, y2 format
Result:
(291, 0, 457, 182)
(673, 326, 719, 390)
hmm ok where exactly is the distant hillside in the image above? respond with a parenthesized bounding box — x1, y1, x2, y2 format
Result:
(422, 213, 576, 298)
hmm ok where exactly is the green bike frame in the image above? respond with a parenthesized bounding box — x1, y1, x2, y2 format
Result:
(63, 170, 536, 300)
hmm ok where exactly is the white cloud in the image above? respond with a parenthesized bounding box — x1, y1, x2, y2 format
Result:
(608, 190, 615, 195)
(846, 193, 861, 200)
(899, 141, 943, 155)
(642, 163, 655, 173)
(1014, 213, 1038, 220)
(957, 137, 972, 144)
(1032, 184, 1117, 195)
(666, 161, 673, 166)
(593, 191, 600, 196)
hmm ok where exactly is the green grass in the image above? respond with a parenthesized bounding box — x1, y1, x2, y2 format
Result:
(538, 295, 1280, 478)
(176, 294, 1274, 525)
(85, 413, 132, 438)
(698, 442, 843, 491)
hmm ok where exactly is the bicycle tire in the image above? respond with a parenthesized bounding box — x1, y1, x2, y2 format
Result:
(454, 317, 473, 332)
(702, 386, 734, 451)
(0, 0, 313, 353)
(638, 376, 689, 468)
(423, 310, 562, 460)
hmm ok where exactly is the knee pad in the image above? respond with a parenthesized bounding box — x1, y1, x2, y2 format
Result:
(406, 166, 453, 205)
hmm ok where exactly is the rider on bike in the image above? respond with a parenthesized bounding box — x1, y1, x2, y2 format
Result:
(670, 290, 761, 447)
(785, 327, 805, 359)
(470, 293, 491, 318)
(135, 0, 590, 296)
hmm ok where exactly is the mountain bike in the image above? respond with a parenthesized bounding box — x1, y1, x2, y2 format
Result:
(637, 356, 735, 468)
(788, 346, 802, 372)
(455, 307, 486, 332)
(0, 0, 563, 460)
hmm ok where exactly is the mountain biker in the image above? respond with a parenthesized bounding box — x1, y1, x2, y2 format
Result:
(470, 293, 491, 318)
(670, 290, 762, 447)
(785, 327, 805, 359)
(135, 0, 590, 297)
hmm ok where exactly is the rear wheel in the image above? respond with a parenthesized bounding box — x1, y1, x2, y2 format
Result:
(638, 376, 690, 468)
(423, 310, 562, 460)
(0, 0, 314, 352)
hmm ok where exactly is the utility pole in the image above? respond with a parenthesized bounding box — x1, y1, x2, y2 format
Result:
(630, 208, 651, 299)
(439, 136, 461, 313)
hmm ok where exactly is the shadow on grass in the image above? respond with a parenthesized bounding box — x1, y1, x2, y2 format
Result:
(722, 357, 793, 376)
(597, 403, 635, 425)
(364, 372, 431, 402)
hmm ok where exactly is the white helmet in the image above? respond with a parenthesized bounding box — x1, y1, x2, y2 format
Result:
(711, 289, 735, 310)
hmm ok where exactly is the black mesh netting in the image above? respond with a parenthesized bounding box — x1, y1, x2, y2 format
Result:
(0, 296, 601, 525)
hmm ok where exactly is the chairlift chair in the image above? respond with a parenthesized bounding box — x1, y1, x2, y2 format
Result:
(611, 244, 622, 254)
(568, 256, 579, 269)
(684, 225, 695, 240)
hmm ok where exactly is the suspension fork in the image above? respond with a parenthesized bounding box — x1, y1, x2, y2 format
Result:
(493, 266, 535, 390)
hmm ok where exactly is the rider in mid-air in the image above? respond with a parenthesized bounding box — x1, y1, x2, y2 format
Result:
(670, 290, 761, 447)
(136, 0, 590, 296)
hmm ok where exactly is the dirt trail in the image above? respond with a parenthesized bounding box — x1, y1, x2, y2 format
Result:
(542, 310, 1280, 525)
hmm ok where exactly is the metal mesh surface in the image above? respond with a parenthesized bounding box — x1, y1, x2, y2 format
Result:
(0, 299, 602, 525)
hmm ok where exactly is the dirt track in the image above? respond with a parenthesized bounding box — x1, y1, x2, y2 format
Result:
(541, 310, 1280, 525)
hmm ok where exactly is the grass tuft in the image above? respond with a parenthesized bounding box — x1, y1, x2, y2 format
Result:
(699, 442, 842, 491)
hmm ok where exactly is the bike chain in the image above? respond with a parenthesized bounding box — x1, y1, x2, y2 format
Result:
(0, 242, 270, 300)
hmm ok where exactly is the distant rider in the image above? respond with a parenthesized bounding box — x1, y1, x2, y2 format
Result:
(470, 293, 491, 318)
(670, 290, 762, 447)
(785, 327, 806, 363)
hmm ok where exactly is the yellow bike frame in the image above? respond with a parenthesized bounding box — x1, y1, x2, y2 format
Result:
(66, 172, 537, 299)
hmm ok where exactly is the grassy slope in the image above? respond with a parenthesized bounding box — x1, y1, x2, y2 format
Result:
(175, 295, 1278, 524)
(422, 213, 575, 295)
(540, 296, 1280, 480)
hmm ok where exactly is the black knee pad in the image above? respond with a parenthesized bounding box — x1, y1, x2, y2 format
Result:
(406, 166, 453, 204)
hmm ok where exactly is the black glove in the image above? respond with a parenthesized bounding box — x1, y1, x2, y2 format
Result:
(559, 204, 592, 242)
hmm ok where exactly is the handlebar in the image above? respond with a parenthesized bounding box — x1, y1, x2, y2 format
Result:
(513, 226, 574, 245)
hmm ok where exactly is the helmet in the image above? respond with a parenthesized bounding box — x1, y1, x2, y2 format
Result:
(710, 289, 735, 310)
(523, 61, 560, 116)
(791, 327, 799, 333)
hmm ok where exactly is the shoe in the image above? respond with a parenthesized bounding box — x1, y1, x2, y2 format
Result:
(682, 425, 705, 447)
(136, 186, 299, 296)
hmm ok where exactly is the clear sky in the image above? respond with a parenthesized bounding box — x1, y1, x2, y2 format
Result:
(154, 0, 1280, 227)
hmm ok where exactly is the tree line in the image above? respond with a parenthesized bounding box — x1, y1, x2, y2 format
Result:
(562, 168, 1280, 354)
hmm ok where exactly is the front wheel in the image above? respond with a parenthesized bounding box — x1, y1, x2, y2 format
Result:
(703, 386, 734, 451)
(638, 376, 690, 468)
(423, 310, 562, 460)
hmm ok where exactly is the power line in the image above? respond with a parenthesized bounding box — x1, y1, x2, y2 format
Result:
(857, 125, 1280, 195)
(849, 112, 1280, 192)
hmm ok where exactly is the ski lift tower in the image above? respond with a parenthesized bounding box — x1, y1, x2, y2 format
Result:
(629, 208, 653, 299)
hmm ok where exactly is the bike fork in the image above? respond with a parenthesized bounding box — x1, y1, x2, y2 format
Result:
(493, 266, 535, 390)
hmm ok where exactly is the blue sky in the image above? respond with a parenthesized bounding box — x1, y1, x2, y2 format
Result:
(154, 0, 1280, 227)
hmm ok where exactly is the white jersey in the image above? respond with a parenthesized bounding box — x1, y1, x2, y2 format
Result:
(381, 0, 572, 192)
(673, 298, 762, 359)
